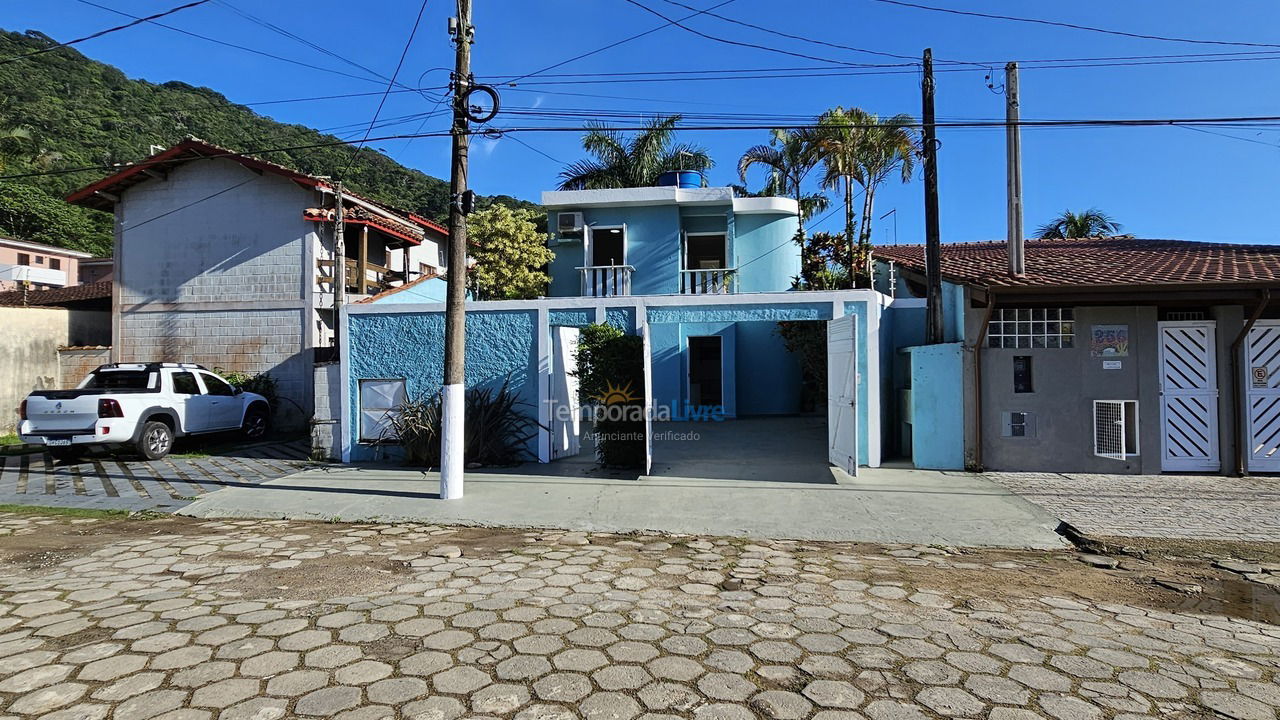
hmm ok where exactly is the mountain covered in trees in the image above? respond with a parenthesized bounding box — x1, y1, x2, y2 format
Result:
(0, 29, 532, 256)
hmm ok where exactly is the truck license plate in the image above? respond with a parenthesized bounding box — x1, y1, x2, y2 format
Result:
(45, 438, 72, 447)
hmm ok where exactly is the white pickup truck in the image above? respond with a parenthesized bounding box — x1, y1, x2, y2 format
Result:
(18, 363, 271, 460)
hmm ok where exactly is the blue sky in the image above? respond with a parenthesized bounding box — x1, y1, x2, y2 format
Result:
(8, 0, 1280, 244)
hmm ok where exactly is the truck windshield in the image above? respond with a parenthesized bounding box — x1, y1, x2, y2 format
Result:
(83, 371, 156, 390)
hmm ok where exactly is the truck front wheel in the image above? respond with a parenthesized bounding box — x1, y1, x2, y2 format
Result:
(136, 421, 174, 460)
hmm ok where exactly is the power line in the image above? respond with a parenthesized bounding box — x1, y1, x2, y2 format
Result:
(342, 0, 432, 176)
(73, 0, 394, 86)
(653, 0, 979, 67)
(1176, 124, 1280, 149)
(0, 0, 212, 66)
(619, 0, 910, 68)
(502, 0, 742, 85)
(868, 0, 1280, 50)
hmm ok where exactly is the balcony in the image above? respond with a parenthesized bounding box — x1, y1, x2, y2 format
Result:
(578, 265, 634, 297)
(0, 264, 67, 288)
(680, 268, 737, 295)
(316, 258, 403, 301)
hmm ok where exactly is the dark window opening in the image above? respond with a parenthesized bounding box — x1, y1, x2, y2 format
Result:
(688, 336, 723, 407)
(49, 258, 61, 270)
(685, 233, 727, 269)
(84, 370, 154, 391)
(590, 228, 625, 266)
(16, 253, 29, 266)
(1013, 355, 1033, 393)
(172, 372, 200, 395)
(201, 373, 236, 396)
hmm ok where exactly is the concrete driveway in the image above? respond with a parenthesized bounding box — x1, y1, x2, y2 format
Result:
(179, 464, 1066, 549)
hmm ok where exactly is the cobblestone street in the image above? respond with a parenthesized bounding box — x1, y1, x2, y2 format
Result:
(1, 512, 1278, 720)
(985, 472, 1280, 542)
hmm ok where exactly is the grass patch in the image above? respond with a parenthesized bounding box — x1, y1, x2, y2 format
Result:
(0, 503, 135, 519)
(0, 434, 20, 446)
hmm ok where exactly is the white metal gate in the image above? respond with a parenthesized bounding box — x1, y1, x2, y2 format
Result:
(642, 323, 654, 475)
(827, 315, 859, 476)
(1158, 321, 1219, 471)
(1245, 321, 1280, 471)
(549, 327, 581, 460)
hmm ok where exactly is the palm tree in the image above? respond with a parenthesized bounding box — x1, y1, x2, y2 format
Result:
(558, 115, 713, 190)
(814, 107, 918, 287)
(737, 128, 827, 236)
(1035, 209, 1123, 239)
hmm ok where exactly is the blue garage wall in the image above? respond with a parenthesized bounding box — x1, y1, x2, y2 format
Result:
(346, 310, 539, 462)
(606, 307, 636, 333)
(735, 321, 803, 415)
(679, 322, 736, 419)
(909, 342, 964, 469)
(548, 307, 593, 327)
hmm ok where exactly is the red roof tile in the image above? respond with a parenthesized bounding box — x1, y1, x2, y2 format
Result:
(0, 281, 112, 307)
(873, 237, 1280, 290)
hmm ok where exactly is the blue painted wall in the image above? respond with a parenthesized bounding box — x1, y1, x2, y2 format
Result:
(548, 203, 798, 297)
(908, 342, 965, 470)
(346, 310, 539, 462)
(735, 321, 804, 415)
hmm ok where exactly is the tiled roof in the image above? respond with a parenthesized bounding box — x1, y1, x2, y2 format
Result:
(303, 206, 423, 246)
(354, 270, 441, 304)
(873, 237, 1280, 290)
(0, 281, 112, 307)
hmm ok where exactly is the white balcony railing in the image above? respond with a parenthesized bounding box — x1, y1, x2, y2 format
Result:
(680, 268, 737, 295)
(578, 265, 634, 297)
(0, 264, 68, 287)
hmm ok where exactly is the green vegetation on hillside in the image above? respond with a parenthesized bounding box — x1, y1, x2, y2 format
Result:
(0, 29, 535, 256)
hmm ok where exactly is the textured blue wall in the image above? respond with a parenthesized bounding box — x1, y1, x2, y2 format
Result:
(548, 308, 593, 327)
(606, 307, 636, 333)
(347, 310, 538, 462)
(733, 213, 800, 293)
(909, 342, 965, 470)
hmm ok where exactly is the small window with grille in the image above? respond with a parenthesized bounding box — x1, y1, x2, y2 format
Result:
(1001, 411, 1036, 438)
(987, 307, 1074, 349)
(1093, 400, 1139, 459)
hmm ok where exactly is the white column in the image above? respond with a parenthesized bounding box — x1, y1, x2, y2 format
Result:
(440, 383, 465, 499)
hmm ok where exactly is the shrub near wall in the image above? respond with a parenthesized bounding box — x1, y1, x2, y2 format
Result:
(575, 324, 646, 468)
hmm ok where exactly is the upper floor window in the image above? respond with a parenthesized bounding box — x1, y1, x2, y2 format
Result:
(684, 233, 727, 270)
(34, 256, 44, 265)
(588, 226, 626, 267)
(49, 258, 61, 271)
(988, 307, 1074, 349)
(16, 253, 29, 266)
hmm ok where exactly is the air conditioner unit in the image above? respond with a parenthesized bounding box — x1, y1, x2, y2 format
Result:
(557, 212, 585, 240)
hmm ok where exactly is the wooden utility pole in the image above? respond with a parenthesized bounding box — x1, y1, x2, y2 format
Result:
(333, 181, 346, 345)
(441, 0, 473, 500)
(922, 48, 944, 344)
(1005, 61, 1025, 277)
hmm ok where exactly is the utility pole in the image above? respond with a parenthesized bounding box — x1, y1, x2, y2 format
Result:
(441, 0, 473, 500)
(1005, 61, 1025, 277)
(922, 48, 944, 344)
(333, 181, 346, 345)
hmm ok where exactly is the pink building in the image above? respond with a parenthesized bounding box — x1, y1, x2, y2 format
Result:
(0, 237, 96, 291)
(77, 257, 114, 284)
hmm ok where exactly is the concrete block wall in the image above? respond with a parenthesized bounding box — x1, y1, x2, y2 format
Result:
(311, 361, 340, 461)
(118, 309, 312, 428)
(58, 346, 112, 389)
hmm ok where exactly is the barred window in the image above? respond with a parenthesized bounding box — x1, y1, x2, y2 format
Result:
(987, 307, 1074, 349)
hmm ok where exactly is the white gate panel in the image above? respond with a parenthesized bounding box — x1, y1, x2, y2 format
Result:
(549, 327, 581, 460)
(642, 323, 654, 475)
(1158, 322, 1219, 472)
(827, 315, 859, 476)
(1246, 321, 1280, 471)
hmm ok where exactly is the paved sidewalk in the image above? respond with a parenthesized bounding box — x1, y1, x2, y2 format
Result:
(0, 512, 1276, 720)
(178, 465, 1067, 549)
(986, 471, 1280, 542)
(0, 440, 311, 512)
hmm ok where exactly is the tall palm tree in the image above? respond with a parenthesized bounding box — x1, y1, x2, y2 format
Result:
(815, 107, 917, 287)
(558, 115, 713, 190)
(737, 128, 827, 236)
(1035, 209, 1123, 239)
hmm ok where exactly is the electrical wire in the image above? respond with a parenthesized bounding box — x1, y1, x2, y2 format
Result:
(0, 0, 212, 66)
(342, 0, 432, 175)
(867, 0, 1280, 50)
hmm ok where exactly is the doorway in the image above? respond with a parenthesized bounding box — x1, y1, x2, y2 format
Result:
(684, 233, 727, 269)
(1158, 321, 1219, 471)
(687, 335, 723, 409)
(590, 227, 625, 266)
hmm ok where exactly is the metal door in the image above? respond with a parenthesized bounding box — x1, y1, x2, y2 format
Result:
(1246, 321, 1280, 471)
(827, 315, 859, 476)
(549, 327, 581, 460)
(1158, 321, 1219, 471)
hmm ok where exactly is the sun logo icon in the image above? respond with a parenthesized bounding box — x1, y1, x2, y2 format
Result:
(592, 380, 639, 405)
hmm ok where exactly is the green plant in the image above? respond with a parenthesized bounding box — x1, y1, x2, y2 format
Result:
(574, 324, 646, 467)
(465, 205, 555, 300)
(558, 115, 713, 190)
(775, 320, 827, 413)
(387, 379, 540, 468)
(1035, 208, 1123, 239)
(213, 368, 278, 406)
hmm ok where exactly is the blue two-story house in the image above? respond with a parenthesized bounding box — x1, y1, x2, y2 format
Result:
(339, 175, 890, 477)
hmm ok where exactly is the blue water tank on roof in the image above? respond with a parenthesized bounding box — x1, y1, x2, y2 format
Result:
(657, 170, 703, 188)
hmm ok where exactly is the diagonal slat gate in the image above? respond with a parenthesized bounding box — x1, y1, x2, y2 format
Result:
(1246, 321, 1280, 471)
(1158, 322, 1219, 472)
